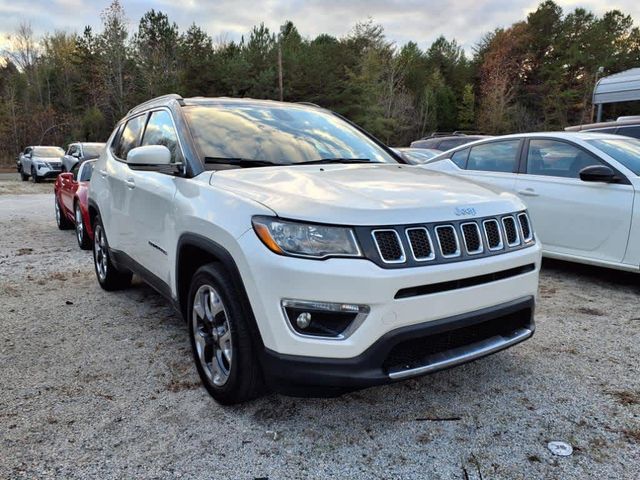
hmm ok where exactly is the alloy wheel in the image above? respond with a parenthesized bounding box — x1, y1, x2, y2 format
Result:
(94, 224, 108, 281)
(75, 205, 84, 244)
(192, 284, 233, 387)
(55, 199, 61, 226)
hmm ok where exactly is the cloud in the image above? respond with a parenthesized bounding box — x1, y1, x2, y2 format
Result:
(1, 0, 639, 54)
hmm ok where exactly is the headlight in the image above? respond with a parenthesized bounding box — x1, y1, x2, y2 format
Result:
(252, 216, 361, 259)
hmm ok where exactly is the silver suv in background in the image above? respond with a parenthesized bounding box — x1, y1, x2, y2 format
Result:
(565, 116, 640, 139)
(62, 142, 106, 172)
(18, 146, 65, 182)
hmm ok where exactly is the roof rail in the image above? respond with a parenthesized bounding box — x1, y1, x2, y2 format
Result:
(296, 101, 322, 108)
(127, 93, 184, 116)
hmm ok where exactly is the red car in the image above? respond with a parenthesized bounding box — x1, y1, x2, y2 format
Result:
(54, 160, 96, 249)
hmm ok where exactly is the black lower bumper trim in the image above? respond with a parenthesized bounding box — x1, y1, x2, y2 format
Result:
(261, 296, 534, 395)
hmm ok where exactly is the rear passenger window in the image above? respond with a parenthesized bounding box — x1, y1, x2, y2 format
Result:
(526, 139, 603, 178)
(115, 115, 146, 160)
(451, 149, 469, 168)
(141, 110, 182, 163)
(467, 141, 520, 173)
(616, 126, 640, 139)
(439, 138, 467, 151)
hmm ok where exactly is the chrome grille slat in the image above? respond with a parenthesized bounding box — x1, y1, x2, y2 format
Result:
(435, 225, 460, 258)
(372, 229, 405, 264)
(461, 222, 483, 255)
(517, 213, 533, 242)
(405, 227, 435, 261)
(482, 219, 503, 251)
(502, 216, 520, 246)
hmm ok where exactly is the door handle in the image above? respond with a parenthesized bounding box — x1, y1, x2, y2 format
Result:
(125, 178, 136, 189)
(99, 169, 107, 178)
(517, 188, 539, 197)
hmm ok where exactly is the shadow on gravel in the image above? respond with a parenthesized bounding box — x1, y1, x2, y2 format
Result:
(541, 258, 640, 292)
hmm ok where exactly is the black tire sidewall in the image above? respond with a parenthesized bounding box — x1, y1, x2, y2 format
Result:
(92, 215, 131, 290)
(75, 203, 90, 249)
(187, 264, 261, 404)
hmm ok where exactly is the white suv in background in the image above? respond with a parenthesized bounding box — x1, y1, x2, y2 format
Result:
(88, 95, 541, 404)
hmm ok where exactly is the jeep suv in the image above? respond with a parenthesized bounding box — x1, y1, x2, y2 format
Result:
(88, 94, 541, 404)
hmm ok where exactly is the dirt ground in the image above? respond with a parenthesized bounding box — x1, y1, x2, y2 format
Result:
(1, 175, 639, 479)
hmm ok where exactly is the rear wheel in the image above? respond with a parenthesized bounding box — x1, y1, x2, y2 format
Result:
(75, 202, 91, 250)
(188, 263, 264, 404)
(55, 197, 73, 230)
(92, 215, 132, 290)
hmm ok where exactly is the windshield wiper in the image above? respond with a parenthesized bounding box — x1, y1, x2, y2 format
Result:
(295, 158, 377, 165)
(204, 157, 279, 168)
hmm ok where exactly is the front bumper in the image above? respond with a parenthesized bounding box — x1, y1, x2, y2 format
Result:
(35, 165, 62, 178)
(260, 296, 534, 393)
(236, 229, 541, 359)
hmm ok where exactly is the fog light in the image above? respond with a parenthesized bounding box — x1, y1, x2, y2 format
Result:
(296, 312, 312, 329)
(281, 299, 370, 339)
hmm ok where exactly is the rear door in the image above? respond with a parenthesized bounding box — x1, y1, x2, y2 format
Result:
(514, 138, 634, 262)
(453, 139, 522, 193)
(124, 109, 181, 285)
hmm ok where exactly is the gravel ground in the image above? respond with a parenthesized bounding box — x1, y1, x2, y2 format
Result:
(1, 177, 639, 479)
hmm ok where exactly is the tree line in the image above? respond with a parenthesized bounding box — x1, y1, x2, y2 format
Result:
(0, 0, 639, 164)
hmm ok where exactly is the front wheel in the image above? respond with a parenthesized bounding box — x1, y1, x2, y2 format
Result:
(75, 202, 91, 250)
(31, 167, 41, 183)
(20, 166, 29, 181)
(92, 215, 132, 291)
(188, 264, 264, 404)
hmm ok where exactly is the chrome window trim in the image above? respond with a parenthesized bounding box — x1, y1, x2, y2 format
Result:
(434, 225, 461, 258)
(371, 229, 406, 264)
(405, 227, 435, 262)
(482, 219, 504, 251)
(460, 222, 484, 255)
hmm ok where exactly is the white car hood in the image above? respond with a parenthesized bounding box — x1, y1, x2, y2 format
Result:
(32, 156, 62, 163)
(210, 164, 523, 225)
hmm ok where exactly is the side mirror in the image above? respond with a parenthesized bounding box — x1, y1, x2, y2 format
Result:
(72, 151, 80, 158)
(579, 165, 617, 183)
(126, 145, 172, 169)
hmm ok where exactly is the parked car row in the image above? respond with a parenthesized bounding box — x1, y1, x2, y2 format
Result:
(17, 142, 105, 183)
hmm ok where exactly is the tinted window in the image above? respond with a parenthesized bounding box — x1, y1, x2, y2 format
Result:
(141, 110, 182, 163)
(184, 104, 397, 167)
(467, 141, 520, 172)
(67, 145, 78, 156)
(587, 138, 640, 175)
(33, 147, 64, 157)
(79, 161, 95, 181)
(411, 138, 440, 149)
(451, 148, 469, 168)
(439, 138, 468, 151)
(588, 127, 617, 134)
(527, 139, 603, 178)
(70, 163, 80, 181)
(115, 115, 146, 160)
(616, 126, 640, 139)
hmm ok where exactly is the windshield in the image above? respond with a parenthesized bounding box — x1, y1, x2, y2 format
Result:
(33, 147, 64, 157)
(183, 103, 398, 167)
(588, 138, 640, 175)
(82, 145, 104, 157)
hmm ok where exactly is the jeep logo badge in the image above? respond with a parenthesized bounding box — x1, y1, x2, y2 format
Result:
(455, 207, 477, 217)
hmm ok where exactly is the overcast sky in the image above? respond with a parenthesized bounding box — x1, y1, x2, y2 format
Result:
(1, 0, 639, 54)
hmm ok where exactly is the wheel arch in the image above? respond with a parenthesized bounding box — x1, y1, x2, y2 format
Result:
(176, 233, 265, 350)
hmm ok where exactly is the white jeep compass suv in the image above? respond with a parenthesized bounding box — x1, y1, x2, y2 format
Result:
(89, 94, 541, 404)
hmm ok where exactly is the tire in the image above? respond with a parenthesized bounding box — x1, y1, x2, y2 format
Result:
(188, 263, 264, 404)
(55, 196, 73, 230)
(31, 167, 41, 183)
(74, 202, 91, 250)
(92, 215, 132, 291)
(19, 166, 29, 181)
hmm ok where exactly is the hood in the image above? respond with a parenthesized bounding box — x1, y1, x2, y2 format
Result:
(210, 164, 524, 225)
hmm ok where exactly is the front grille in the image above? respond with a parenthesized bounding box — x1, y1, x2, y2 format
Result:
(372, 229, 404, 263)
(382, 307, 532, 372)
(435, 226, 459, 257)
(461, 222, 483, 254)
(502, 216, 520, 246)
(518, 213, 532, 242)
(406, 228, 434, 261)
(483, 219, 503, 250)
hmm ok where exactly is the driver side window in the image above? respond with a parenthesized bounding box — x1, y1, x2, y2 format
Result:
(526, 139, 604, 178)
